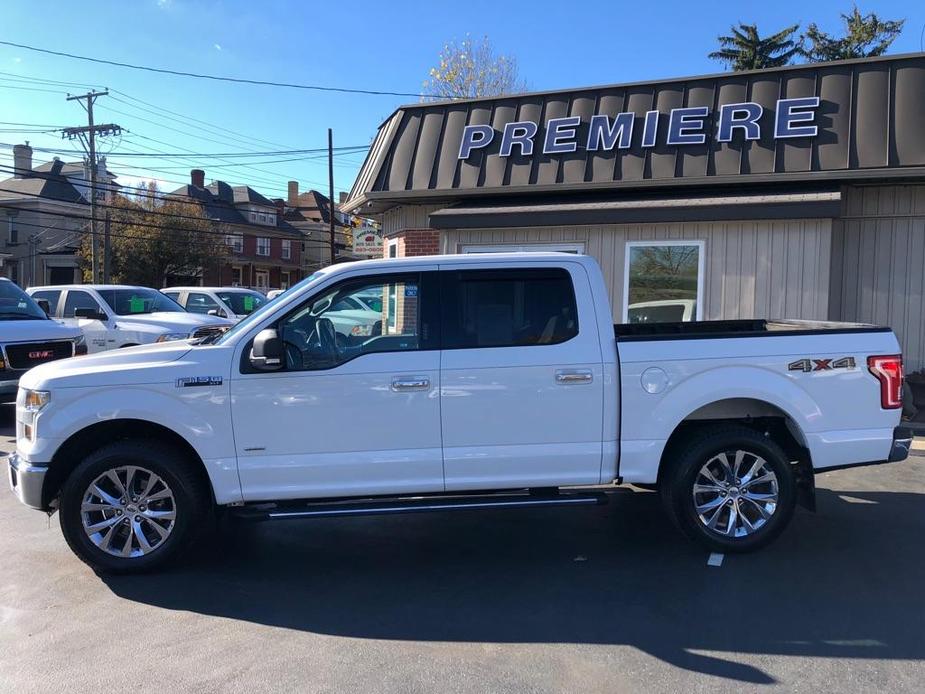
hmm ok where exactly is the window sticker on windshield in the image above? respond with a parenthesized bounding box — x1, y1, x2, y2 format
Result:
(404, 285, 418, 298)
(243, 295, 255, 311)
(129, 296, 145, 313)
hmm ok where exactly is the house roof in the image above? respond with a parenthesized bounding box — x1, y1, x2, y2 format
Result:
(0, 160, 85, 204)
(33, 160, 116, 180)
(169, 181, 301, 236)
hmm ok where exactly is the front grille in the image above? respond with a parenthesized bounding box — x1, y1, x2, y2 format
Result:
(4, 340, 73, 370)
(192, 325, 229, 340)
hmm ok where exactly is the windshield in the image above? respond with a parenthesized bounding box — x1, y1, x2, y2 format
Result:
(97, 288, 185, 315)
(216, 290, 266, 316)
(0, 280, 47, 320)
(214, 271, 325, 345)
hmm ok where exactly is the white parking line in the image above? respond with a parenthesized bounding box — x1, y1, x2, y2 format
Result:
(707, 552, 724, 567)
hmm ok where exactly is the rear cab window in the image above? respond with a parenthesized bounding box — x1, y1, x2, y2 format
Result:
(441, 268, 579, 349)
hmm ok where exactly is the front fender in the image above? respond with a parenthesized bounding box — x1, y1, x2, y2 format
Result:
(25, 383, 240, 504)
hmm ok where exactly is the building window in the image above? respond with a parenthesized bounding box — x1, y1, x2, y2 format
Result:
(269, 214, 276, 226)
(256, 237, 270, 256)
(255, 270, 269, 290)
(7, 215, 18, 245)
(250, 212, 257, 222)
(281, 239, 291, 260)
(387, 239, 399, 258)
(231, 266, 242, 287)
(226, 234, 243, 254)
(281, 271, 290, 289)
(623, 240, 704, 324)
(258, 213, 267, 224)
(461, 243, 584, 254)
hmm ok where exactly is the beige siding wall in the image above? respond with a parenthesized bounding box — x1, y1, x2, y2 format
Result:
(382, 204, 443, 236)
(832, 184, 925, 371)
(441, 220, 832, 324)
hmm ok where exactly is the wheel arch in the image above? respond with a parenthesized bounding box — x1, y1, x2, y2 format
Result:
(655, 397, 815, 510)
(43, 419, 214, 510)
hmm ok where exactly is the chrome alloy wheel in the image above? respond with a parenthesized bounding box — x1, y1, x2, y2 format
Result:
(692, 450, 779, 538)
(80, 466, 176, 557)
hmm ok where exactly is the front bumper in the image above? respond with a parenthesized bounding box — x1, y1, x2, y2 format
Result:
(0, 377, 20, 399)
(6, 452, 48, 510)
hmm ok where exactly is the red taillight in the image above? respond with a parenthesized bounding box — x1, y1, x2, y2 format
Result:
(868, 355, 903, 409)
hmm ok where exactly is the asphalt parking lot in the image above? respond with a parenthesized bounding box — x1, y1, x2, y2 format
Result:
(1, 404, 923, 693)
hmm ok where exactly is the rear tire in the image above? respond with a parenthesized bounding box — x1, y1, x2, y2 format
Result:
(58, 440, 209, 574)
(660, 425, 796, 553)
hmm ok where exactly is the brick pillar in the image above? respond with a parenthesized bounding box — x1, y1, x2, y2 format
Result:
(383, 229, 440, 258)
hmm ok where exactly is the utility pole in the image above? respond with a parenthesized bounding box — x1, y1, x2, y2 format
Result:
(328, 128, 335, 266)
(63, 90, 121, 283)
(103, 211, 112, 283)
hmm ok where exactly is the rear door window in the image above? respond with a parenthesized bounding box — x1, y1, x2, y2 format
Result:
(441, 269, 579, 349)
(186, 292, 221, 314)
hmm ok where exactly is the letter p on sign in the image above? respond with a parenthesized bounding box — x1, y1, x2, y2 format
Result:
(458, 125, 494, 159)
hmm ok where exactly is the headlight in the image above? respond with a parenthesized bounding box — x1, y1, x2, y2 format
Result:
(23, 389, 50, 411)
(350, 324, 373, 337)
(73, 334, 88, 356)
(18, 388, 50, 442)
(156, 332, 191, 343)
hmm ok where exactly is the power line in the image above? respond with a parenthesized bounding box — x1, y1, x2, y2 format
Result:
(0, 39, 446, 99)
(0, 139, 367, 158)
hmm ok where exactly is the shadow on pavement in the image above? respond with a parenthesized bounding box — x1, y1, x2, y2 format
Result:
(103, 484, 925, 685)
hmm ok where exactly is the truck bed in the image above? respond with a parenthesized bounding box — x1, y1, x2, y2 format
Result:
(614, 319, 891, 341)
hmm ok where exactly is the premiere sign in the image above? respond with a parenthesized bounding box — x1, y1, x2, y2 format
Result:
(458, 97, 821, 159)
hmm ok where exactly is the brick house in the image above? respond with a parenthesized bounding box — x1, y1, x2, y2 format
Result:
(170, 169, 303, 291)
(279, 181, 358, 273)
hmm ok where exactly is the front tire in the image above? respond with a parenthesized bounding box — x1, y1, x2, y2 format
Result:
(660, 425, 796, 553)
(59, 440, 209, 573)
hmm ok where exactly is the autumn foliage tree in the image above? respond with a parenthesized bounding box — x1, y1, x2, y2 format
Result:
(79, 188, 228, 287)
(423, 35, 527, 100)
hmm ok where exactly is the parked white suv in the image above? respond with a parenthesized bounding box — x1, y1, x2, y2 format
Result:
(161, 287, 268, 322)
(0, 278, 84, 400)
(27, 285, 232, 352)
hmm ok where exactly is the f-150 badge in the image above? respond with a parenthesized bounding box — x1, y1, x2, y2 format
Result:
(788, 357, 856, 373)
(176, 376, 223, 387)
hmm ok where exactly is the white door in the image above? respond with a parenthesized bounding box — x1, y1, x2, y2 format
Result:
(254, 270, 269, 291)
(61, 289, 113, 353)
(230, 270, 443, 501)
(439, 264, 604, 490)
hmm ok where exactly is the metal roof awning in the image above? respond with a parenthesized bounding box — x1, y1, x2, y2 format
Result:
(428, 191, 842, 229)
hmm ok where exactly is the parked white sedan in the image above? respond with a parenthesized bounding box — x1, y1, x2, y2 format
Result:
(161, 287, 268, 322)
(27, 285, 233, 353)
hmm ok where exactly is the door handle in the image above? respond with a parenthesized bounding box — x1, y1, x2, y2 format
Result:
(391, 377, 431, 392)
(555, 369, 593, 385)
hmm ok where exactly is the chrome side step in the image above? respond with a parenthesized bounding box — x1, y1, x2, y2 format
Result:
(231, 491, 607, 522)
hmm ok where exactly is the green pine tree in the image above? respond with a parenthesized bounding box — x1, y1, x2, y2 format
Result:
(803, 6, 905, 61)
(709, 23, 802, 71)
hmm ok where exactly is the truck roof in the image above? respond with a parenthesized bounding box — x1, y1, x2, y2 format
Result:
(323, 252, 593, 276)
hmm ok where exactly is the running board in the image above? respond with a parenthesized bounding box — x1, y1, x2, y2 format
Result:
(231, 491, 608, 522)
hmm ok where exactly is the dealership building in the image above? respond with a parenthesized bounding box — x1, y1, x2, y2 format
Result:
(343, 54, 925, 368)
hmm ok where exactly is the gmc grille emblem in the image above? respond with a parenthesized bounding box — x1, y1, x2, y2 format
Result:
(28, 350, 54, 359)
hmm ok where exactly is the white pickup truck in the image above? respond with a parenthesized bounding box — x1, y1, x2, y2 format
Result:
(26, 284, 233, 352)
(6, 254, 911, 573)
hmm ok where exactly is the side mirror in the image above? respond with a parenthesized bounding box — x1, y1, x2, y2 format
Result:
(249, 328, 283, 371)
(75, 307, 107, 321)
(207, 308, 226, 318)
(36, 299, 50, 316)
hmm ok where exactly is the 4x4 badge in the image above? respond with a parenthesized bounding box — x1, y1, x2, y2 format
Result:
(788, 357, 856, 373)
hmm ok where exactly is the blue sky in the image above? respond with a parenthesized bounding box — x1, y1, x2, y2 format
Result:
(0, 0, 920, 199)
